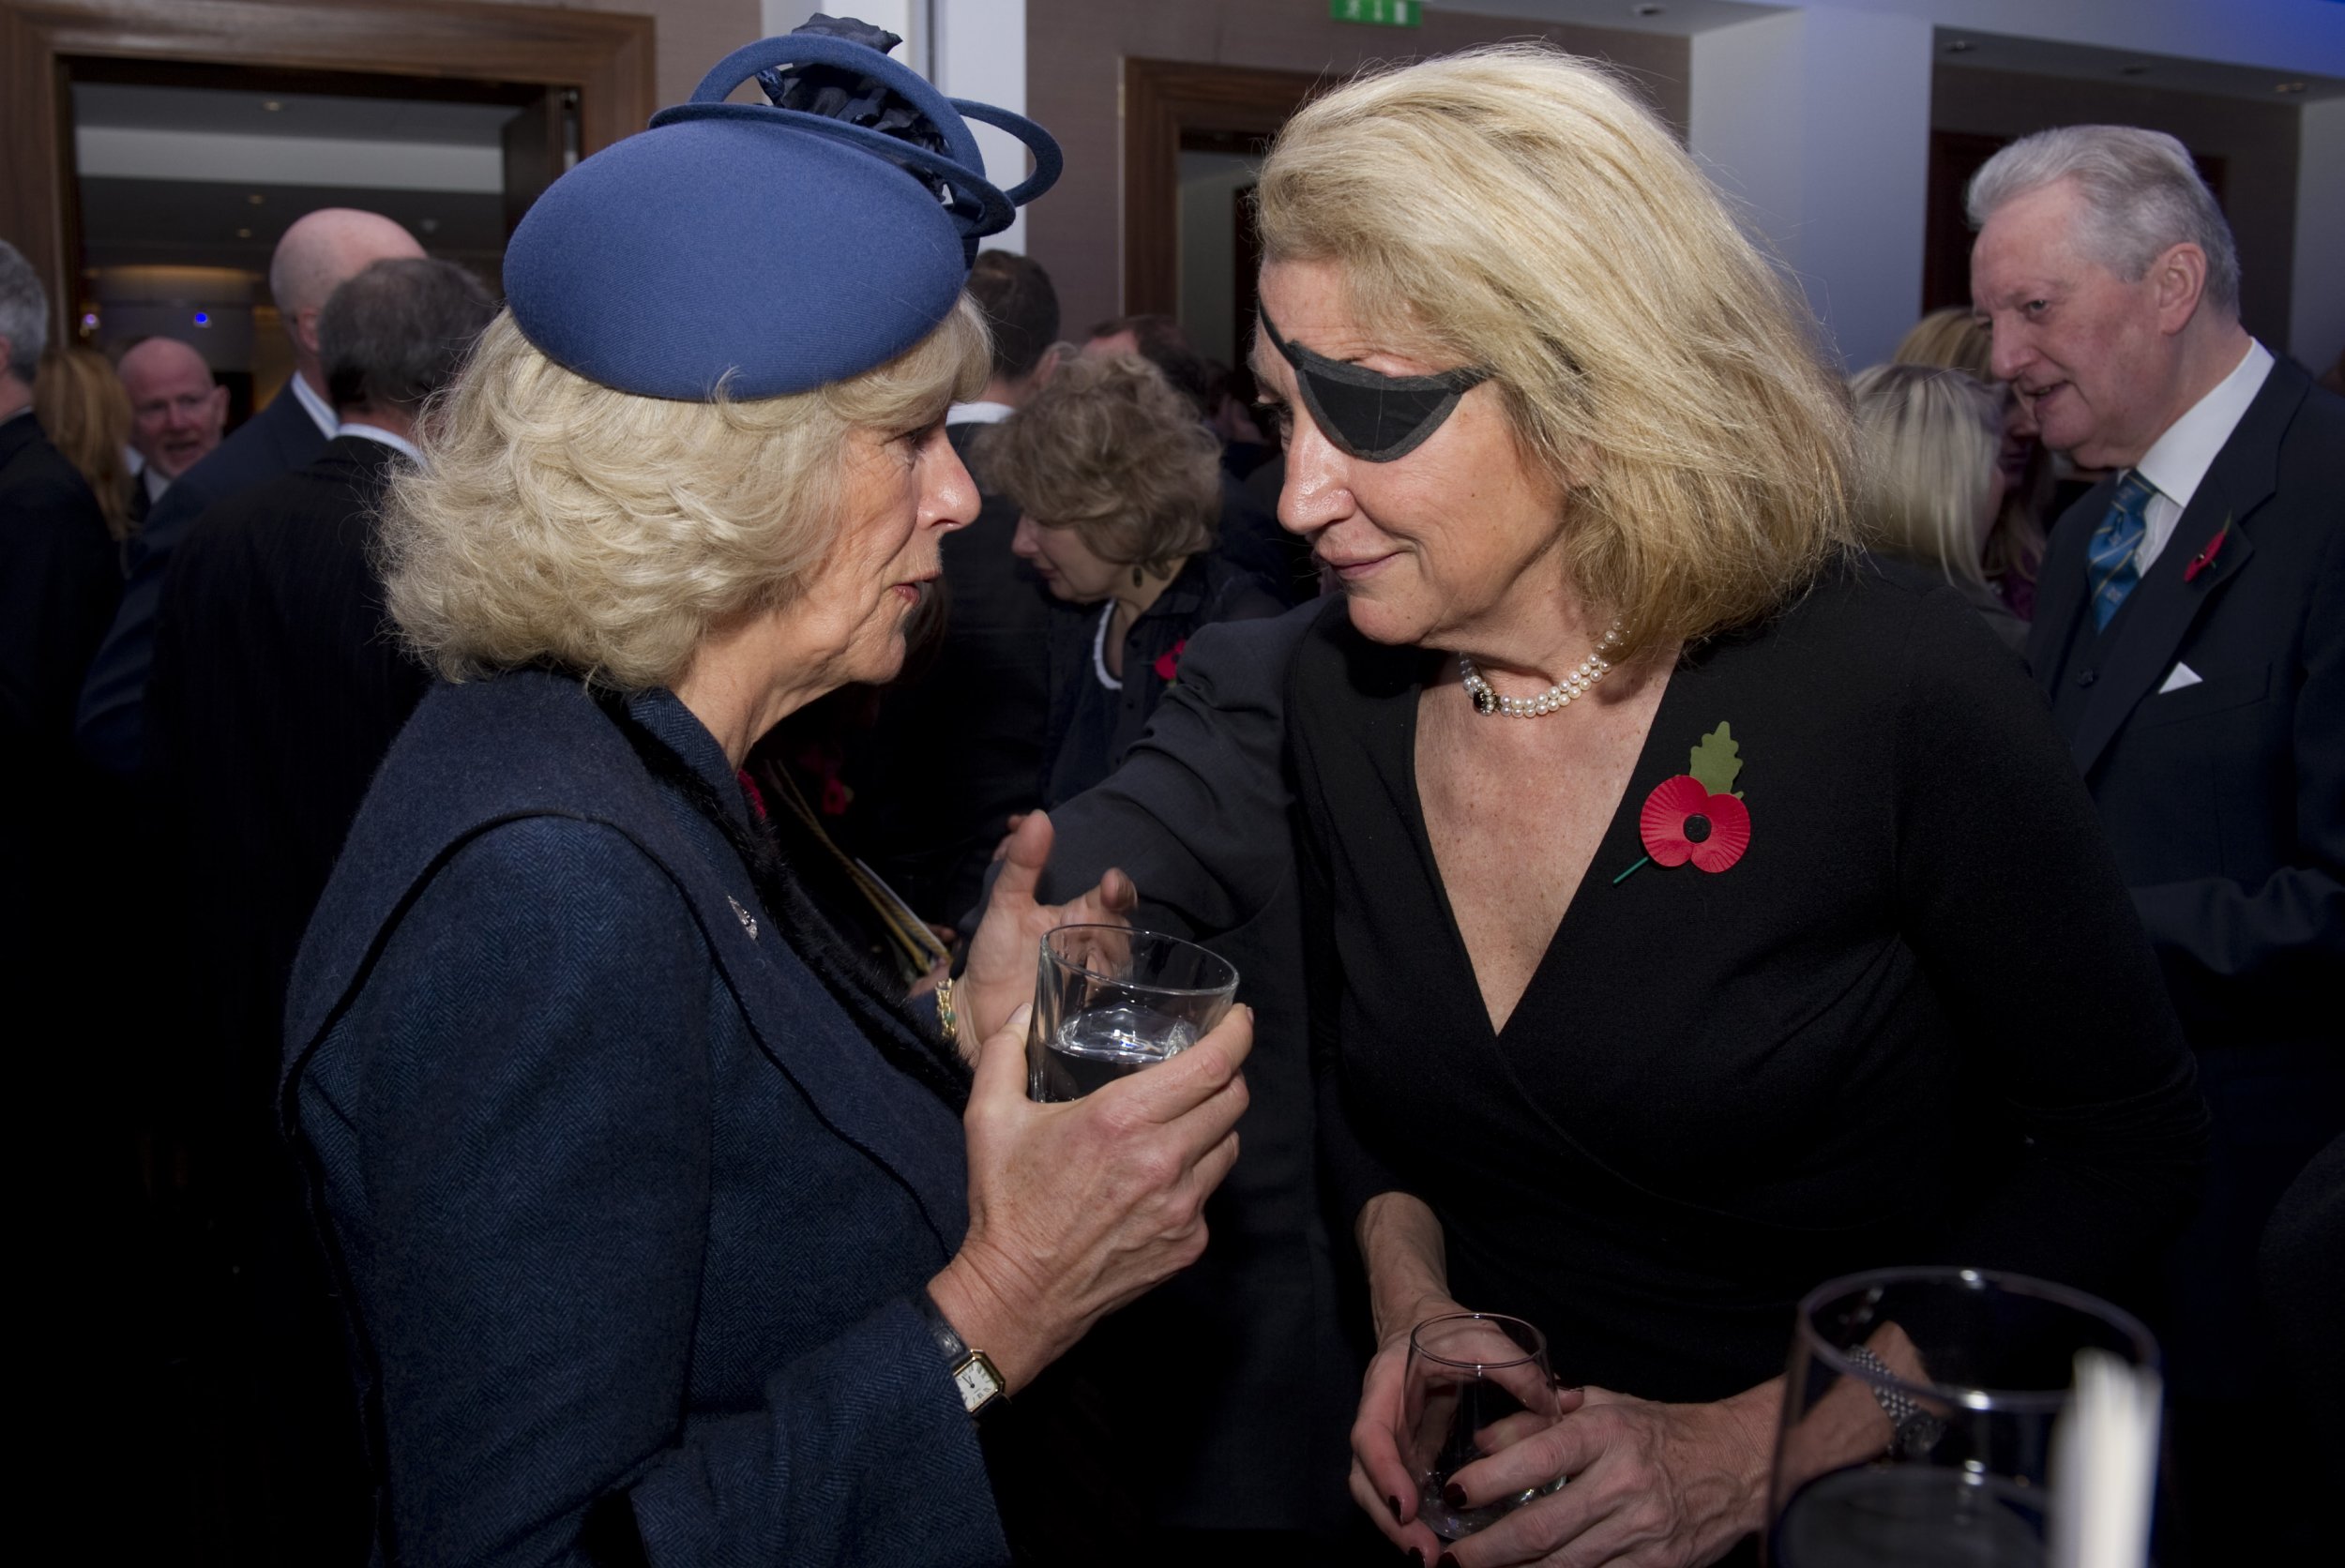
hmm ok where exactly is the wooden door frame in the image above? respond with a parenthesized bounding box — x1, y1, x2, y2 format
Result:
(2, 0, 656, 337)
(1122, 56, 1328, 319)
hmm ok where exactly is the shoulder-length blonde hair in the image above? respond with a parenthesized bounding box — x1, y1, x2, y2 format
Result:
(1891, 308, 2049, 593)
(1252, 43, 1855, 662)
(976, 351, 1222, 580)
(35, 344, 135, 542)
(382, 300, 988, 688)
(1849, 363, 2002, 587)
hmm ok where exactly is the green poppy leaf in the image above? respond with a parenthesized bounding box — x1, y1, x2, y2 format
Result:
(1688, 722, 1742, 796)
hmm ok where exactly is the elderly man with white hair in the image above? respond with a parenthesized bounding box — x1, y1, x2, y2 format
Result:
(76, 207, 423, 776)
(116, 336, 227, 520)
(1972, 124, 2344, 1565)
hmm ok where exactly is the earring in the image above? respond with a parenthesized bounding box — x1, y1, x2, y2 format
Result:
(1131, 565, 1145, 586)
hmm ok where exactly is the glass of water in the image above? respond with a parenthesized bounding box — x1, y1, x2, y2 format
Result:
(1768, 1266, 2163, 1568)
(1024, 924, 1239, 1102)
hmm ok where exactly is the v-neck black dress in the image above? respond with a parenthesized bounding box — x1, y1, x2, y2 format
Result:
(1289, 569, 2208, 1403)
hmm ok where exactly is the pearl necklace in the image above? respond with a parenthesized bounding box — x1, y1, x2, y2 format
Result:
(1458, 624, 1621, 717)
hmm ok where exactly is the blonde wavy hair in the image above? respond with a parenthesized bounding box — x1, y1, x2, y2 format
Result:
(1849, 363, 2002, 587)
(1892, 308, 2048, 594)
(1893, 308, 1993, 379)
(35, 344, 136, 542)
(382, 301, 988, 687)
(976, 351, 1222, 580)
(1253, 43, 1855, 661)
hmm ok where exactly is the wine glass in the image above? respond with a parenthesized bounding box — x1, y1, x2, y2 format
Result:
(1768, 1266, 2163, 1568)
(1400, 1313, 1570, 1541)
(1025, 924, 1239, 1101)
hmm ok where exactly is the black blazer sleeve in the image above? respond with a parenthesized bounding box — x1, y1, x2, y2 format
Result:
(1025, 601, 1316, 927)
(1891, 596, 2209, 1293)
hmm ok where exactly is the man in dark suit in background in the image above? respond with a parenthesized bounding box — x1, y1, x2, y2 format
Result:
(144, 255, 497, 1563)
(1, 242, 117, 791)
(76, 207, 423, 778)
(1972, 125, 2343, 1565)
(843, 249, 1065, 925)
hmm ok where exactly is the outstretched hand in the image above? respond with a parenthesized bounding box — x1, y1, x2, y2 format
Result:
(959, 810, 1136, 1049)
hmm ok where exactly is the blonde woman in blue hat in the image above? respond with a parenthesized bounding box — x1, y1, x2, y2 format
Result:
(280, 23, 1249, 1565)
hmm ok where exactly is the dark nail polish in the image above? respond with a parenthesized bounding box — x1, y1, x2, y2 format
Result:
(1405, 1551, 1423, 1567)
(1387, 1494, 1403, 1521)
(1437, 1555, 1460, 1568)
(1443, 1482, 1468, 1511)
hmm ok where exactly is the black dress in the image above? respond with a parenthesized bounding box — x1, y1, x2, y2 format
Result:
(1291, 569, 2208, 1404)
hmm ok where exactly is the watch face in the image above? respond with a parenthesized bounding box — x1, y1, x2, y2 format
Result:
(954, 1353, 1002, 1413)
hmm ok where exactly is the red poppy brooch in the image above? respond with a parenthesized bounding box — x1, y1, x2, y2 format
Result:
(1153, 638, 1188, 683)
(1613, 723, 1750, 884)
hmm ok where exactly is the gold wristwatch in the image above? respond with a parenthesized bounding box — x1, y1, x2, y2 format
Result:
(916, 1289, 1006, 1421)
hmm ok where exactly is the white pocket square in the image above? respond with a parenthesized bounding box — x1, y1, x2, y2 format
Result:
(2158, 662, 2203, 694)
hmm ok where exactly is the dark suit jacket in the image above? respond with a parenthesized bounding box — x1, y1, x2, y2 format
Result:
(2028, 354, 2344, 1051)
(1021, 603, 1357, 1535)
(148, 435, 431, 1167)
(1, 411, 118, 762)
(77, 384, 330, 776)
(2029, 353, 2344, 1401)
(284, 672, 1004, 1567)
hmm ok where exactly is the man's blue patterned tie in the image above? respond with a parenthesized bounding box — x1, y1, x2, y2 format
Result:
(2088, 472, 2156, 630)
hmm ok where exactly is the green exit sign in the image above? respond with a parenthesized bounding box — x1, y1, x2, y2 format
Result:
(1331, 0, 1421, 25)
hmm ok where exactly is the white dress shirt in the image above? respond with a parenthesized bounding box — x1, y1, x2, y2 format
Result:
(287, 369, 340, 442)
(2131, 339, 2274, 569)
(335, 421, 424, 465)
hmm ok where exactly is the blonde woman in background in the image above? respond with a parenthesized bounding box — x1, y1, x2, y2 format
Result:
(1893, 307, 2050, 619)
(1849, 362, 2027, 652)
(33, 343, 135, 548)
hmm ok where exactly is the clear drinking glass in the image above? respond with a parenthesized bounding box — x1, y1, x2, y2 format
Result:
(1024, 924, 1239, 1102)
(1400, 1313, 1570, 1542)
(1768, 1266, 2162, 1568)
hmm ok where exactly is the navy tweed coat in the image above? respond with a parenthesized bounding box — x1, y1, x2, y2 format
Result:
(282, 670, 1006, 1567)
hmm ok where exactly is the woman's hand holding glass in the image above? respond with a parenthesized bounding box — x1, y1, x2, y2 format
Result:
(956, 810, 1135, 1054)
(925, 987, 1251, 1393)
(1421, 1384, 1776, 1568)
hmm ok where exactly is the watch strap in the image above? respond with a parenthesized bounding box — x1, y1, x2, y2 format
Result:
(914, 1289, 1006, 1421)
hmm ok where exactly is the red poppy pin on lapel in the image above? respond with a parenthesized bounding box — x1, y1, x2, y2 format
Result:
(1153, 638, 1188, 683)
(2183, 517, 2232, 583)
(1613, 723, 1750, 884)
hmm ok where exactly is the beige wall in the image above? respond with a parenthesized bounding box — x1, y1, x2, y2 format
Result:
(1024, 0, 1690, 336)
(555, 0, 762, 113)
(1932, 65, 2302, 349)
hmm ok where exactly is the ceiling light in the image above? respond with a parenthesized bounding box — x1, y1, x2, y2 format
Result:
(1945, 39, 1974, 54)
(247, 193, 265, 205)
(235, 227, 252, 239)
(2276, 81, 2308, 94)
(262, 99, 283, 112)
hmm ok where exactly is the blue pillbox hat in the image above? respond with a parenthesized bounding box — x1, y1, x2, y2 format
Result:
(504, 25, 1061, 400)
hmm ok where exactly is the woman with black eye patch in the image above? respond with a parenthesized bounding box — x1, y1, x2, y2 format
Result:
(1243, 44, 2206, 1568)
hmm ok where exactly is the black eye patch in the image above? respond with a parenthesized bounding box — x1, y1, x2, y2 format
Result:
(1258, 308, 1489, 462)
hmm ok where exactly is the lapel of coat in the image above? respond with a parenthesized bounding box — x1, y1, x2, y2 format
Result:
(657, 831, 969, 1252)
(2065, 364, 2298, 778)
(2027, 476, 2108, 694)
